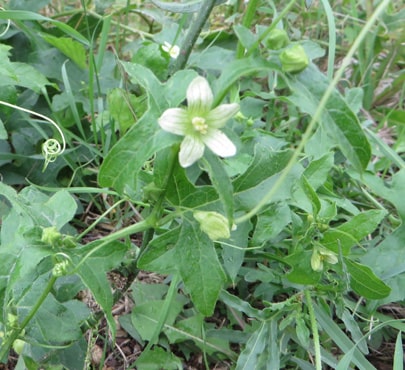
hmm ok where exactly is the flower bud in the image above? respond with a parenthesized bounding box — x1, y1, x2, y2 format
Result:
(193, 211, 231, 241)
(12, 339, 26, 355)
(311, 249, 322, 272)
(311, 246, 338, 272)
(265, 29, 289, 50)
(280, 44, 309, 73)
(41, 226, 62, 247)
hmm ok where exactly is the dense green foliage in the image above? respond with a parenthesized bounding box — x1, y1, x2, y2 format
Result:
(0, 0, 404, 368)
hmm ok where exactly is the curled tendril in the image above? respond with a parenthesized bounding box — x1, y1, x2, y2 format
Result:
(0, 7, 11, 38)
(42, 139, 62, 170)
(0, 100, 66, 171)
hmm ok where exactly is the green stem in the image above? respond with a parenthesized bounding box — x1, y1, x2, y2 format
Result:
(0, 275, 57, 361)
(169, 0, 217, 74)
(137, 146, 179, 259)
(235, 0, 260, 58)
(304, 290, 322, 370)
(72, 219, 152, 273)
(235, 0, 391, 224)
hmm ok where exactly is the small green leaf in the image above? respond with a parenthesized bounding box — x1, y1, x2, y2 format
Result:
(344, 258, 391, 299)
(235, 321, 268, 370)
(135, 347, 182, 370)
(222, 219, 252, 282)
(108, 88, 143, 133)
(296, 315, 310, 348)
(284, 250, 322, 285)
(251, 203, 291, 245)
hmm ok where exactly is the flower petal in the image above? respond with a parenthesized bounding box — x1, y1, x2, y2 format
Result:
(203, 129, 236, 158)
(187, 76, 213, 115)
(206, 103, 239, 128)
(158, 108, 188, 135)
(179, 135, 205, 167)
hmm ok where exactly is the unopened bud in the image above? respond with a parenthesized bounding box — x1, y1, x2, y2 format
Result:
(265, 29, 289, 50)
(41, 226, 62, 247)
(193, 211, 231, 241)
(12, 339, 26, 355)
(280, 44, 309, 73)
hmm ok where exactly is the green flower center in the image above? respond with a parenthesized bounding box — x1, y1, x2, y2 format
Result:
(192, 116, 208, 134)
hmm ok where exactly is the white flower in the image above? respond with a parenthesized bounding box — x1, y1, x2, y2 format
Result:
(162, 42, 180, 59)
(158, 76, 239, 167)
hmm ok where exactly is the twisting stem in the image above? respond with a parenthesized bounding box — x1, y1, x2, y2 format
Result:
(169, 0, 217, 74)
(305, 290, 322, 370)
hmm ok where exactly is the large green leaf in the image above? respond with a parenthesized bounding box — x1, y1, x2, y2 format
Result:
(344, 258, 391, 299)
(75, 240, 129, 338)
(288, 64, 371, 171)
(232, 147, 301, 210)
(175, 217, 226, 316)
(0, 45, 51, 93)
(235, 321, 269, 370)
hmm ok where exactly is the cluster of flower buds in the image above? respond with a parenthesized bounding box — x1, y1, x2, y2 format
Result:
(265, 29, 309, 73)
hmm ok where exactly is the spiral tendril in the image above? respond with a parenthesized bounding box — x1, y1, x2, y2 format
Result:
(0, 100, 66, 171)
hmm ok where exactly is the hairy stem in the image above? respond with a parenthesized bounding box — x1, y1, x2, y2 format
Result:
(305, 290, 322, 370)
